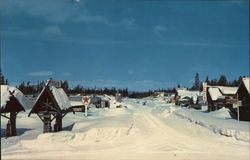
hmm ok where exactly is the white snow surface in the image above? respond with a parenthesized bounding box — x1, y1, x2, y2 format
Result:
(217, 86, 238, 95)
(1, 85, 29, 109)
(1, 98, 250, 160)
(50, 86, 71, 109)
(208, 87, 222, 100)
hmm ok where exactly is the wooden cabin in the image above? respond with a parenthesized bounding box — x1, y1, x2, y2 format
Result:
(1, 85, 28, 136)
(236, 78, 250, 121)
(175, 89, 200, 108)
(28, 80, 72, 133)
(207, 86, 238, 112)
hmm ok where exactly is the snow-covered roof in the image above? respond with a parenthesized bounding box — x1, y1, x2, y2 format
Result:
(177, 90, 200, 98)
(208, 87, 222, 101)
(32, 86, 71, 111)
(1, 85, 29, 110)
(208, 86, 238, 101)
(177, 89, 200, 102)
(216, 86, 238, 95)
(50, 86, 71, 110)
(242, 78, 250, 94)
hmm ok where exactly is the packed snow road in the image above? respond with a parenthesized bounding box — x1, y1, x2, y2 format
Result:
(1, 98, 249, 160)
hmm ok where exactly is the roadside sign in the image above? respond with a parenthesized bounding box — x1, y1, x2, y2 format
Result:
(82, 96, 90, 117)
(82, 96, 90, 105)
(47, 79, 61, 88)
(238, 101, 242, 107)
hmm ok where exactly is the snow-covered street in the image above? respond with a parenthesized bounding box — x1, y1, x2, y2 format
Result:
(1, 98, 250, 160)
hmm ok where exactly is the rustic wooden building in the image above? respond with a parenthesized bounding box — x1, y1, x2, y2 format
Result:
(175, 89, 200, 108)
(1, 85, 29, 136)
(207, 86, 238, 112)
(28, 80, 72, 133)
(236, 78, 250, 121)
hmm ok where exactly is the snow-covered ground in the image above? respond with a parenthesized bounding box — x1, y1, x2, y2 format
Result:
(1, 98, 250, 160)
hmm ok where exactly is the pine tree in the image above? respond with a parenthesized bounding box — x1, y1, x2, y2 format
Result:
(194, 73, 200, 90)
(61, 80, 69, 93)
(5, 79, 9, 85)
(218, 75, 227, 86)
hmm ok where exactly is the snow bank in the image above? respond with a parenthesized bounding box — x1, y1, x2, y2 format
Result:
(20, 126, 133, 151)
(208, 107, 232, 119)
(172, 108, 249, 142)
(151, 105, 177, 117)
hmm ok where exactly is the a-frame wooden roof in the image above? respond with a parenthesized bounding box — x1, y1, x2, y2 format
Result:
(1, 85, 27, 113)
(29, 85, 64, 116)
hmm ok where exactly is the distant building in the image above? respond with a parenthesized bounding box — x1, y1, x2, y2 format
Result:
(236, 78, 250, 121)
(202, 82, 208, 102)
(207, 86, 238, 112)
(175, 88, 201, 107)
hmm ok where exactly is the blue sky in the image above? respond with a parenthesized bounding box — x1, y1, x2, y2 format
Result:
(1, 0, 249, 91)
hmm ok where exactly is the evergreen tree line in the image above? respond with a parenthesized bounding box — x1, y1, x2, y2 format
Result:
(128, 91, 154, 99)
(68, 85, 129, 97)
(0, 70, 245, 98)
(205, 75, 244, 87)
(189, 73, 245, 91)
(0, 69, 9, 85)
(18, 81, 44, 95)
(128, 88, 177, 99)
(14, 80, 128, 97)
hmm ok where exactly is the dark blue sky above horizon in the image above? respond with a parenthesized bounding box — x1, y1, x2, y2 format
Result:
(1, 0, 249, 91)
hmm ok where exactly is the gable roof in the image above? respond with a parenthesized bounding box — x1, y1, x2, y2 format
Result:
(30, 85, 71, 115)
(208, 85, 238, 101)
(242, 78, 250, 94)
(208, 87, 222, 101)
(1, 85, 29, 111)
(216, 86, 238, 95)
(50, 86, 71, 109)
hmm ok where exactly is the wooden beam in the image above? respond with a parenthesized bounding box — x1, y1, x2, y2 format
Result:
(37, 114, 45, 123)
(1, 114, 10, 119)
(51, 115, 56, 122)
(10, 112, 17, 136)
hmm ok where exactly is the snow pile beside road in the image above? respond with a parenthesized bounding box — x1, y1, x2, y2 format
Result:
(151, 105, 177, 117)
(209, 107, 233, 119)
(172, 107, 249, 142)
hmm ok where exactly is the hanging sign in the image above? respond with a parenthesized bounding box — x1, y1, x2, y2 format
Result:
(47, 79, 61, 88)
(82, 96, 90, 117)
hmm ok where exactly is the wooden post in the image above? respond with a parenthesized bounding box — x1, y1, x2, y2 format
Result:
(54, 115, 62, 132)
(43, 114, 51, 133)
(237, 106, 240, 121)
(85, 105, 88, 117)
(10, 112, 17, 136)
(237, 93, 240, 121)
